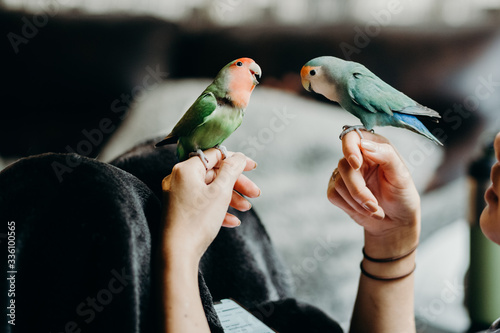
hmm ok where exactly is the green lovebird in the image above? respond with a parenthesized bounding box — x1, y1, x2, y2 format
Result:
(155, 58, 262, 167)
(301, 56, 443, 145)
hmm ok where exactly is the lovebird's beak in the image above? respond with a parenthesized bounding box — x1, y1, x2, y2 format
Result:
(301, 65, 313, 92)
(301, 78, 312, 92)
(250, 62, 262, 85)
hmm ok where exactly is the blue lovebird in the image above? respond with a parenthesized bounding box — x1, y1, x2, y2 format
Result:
(301, 56, 443, 145)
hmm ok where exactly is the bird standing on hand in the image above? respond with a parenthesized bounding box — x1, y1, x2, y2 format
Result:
(156, 58, 262, 168)
(301, 56, 442, 145)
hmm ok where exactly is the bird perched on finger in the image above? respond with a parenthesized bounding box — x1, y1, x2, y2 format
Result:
(301, 56, 443, 145)
(155, 58, 262, 168)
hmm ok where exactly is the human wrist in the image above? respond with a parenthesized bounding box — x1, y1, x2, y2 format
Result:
(363, 218, 420, 260)
(361, 222, 418, 281)
(161, 221, 204, 272)
(162, 243, 201, 278)
(361, 251, 416, 281)
(161, 202, 207, 263)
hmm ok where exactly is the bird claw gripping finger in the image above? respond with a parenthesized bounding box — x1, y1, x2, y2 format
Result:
(189, 149, 210, 170)
(339, 125, 374, 141)
(215, 145, 229, 160)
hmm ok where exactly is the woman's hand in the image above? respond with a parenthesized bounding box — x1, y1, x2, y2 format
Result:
(327, 131, 421, 258)
(161, 148, 260, 263)
(160, 150, 258, 333)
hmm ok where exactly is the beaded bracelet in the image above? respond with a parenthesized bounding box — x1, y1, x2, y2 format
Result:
(362, 244, 418, 263)
(360, 261, 416, 281)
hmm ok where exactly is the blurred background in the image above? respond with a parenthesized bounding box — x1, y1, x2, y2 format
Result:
(4, 0, 500, 26)
(2, 0, 500, 332)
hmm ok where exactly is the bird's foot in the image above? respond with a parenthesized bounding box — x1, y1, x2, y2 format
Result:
(339, 125, 374, 140)
(189, 149, 210, 170)
(215, 145, 229, 160)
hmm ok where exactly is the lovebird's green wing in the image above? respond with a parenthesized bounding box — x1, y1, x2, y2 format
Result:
(171, 92, 218, 136)
(347, 66, 440, 118)
(155, 92, 217, 146)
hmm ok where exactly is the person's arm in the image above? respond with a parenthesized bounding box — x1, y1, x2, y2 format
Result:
(328, 131, 421, 333)
(160, 149, 259, 333)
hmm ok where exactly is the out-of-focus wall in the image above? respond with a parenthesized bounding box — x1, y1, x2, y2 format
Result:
(3, 0, 500, 27)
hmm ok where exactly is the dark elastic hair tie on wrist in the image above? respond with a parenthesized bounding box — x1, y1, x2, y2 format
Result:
(362, 244, 418, 263)
(360, 261, 416, 281)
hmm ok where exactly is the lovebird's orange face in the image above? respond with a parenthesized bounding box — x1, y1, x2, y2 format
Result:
(226, 58, 261, 108)
(300, 65, 321, 92)
(228, 58, 261, 89)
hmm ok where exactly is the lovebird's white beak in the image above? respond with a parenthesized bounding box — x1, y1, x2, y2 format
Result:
(249, 62, 262, 85)
(301, 78, 311, 92)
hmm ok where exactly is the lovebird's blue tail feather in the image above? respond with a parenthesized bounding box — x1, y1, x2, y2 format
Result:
(393, 113, 443, 146)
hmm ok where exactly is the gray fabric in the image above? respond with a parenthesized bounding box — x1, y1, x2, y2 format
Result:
(0, 141, 342, 332)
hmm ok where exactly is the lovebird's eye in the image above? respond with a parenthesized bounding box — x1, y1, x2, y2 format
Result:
(310, 69, 316, 76)
(236, 61, 243, 67)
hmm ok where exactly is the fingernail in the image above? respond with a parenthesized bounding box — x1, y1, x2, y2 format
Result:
(362, 201, 378, 213)
(361, 140, 377, 152)
(348, 155, 361, 170)
(372, 212, 384, 221)
(253, 161, 258, 170)
(247, 201, 252, 210)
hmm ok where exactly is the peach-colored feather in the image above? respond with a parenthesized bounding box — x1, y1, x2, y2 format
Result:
(227, 58, 258, 108)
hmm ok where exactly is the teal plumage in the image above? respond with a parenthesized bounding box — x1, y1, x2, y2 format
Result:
(301, 56, 442, 145)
